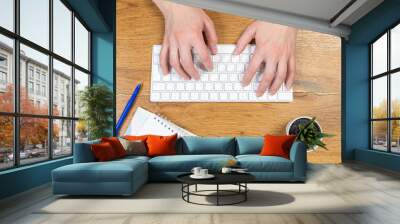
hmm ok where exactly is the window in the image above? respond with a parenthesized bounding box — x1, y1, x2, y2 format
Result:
(20, 0, 49, 49)
(0, 0, 91, 170)
(0, 55, 7, 67)
(0, 34, 14, 113)
(0, 0, 14, 32)
(28, 81, 34, 94)
(75, 18, 90, 70)
(0, 71, 7, 84)
(28, 67, 34, 80)
(370, 23, 400, 154)
(53, 0, 72, 60)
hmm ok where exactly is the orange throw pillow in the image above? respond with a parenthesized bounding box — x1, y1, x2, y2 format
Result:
(101, 137, 126, 158)
(123, 135, 149, 142)
(91, 142, 117, 162)
(260, 135, 296, 159)
(146, 134, 177, 157)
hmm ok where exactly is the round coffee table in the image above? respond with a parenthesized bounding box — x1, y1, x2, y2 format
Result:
(177, 173, 255, 206)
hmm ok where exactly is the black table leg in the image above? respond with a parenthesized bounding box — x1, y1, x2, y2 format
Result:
(216, 184, 219, 206)
(245, 183, 247, 201)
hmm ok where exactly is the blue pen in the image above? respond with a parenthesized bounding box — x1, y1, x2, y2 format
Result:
(116, 83, 142, 135)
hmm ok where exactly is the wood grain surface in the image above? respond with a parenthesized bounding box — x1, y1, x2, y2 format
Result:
(116, 0, 342, 163)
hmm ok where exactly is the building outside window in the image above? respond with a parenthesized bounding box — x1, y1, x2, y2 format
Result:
(370, 23, 400, 154)
(0, 0, 91, 170)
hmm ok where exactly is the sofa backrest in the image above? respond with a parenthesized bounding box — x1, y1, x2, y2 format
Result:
(235, 137, 264, 155)
(177, 137, 236, 155)
(73, 139, 100, 163)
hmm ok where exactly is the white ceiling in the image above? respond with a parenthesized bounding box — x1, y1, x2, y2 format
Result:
(171, 0, 384, 38)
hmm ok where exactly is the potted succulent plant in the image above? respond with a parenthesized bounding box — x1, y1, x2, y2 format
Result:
(286, 117, 333, 151)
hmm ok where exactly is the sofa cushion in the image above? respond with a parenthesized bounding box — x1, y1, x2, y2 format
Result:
(147, 134, 177, 157)
(91, 142, 118, 161)
(260, 135, 296, 159)
(119, 138, 147, 156)
(236, 137, 264, 155)
(178, 137, 236, 155)
(53, 158, 148, 183)
(236, 155, 293, 172)
(149, 154, 235, 172)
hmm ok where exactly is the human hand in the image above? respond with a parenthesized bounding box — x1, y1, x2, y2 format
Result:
(153, 0, 218, 80)
(234, 21, 297, 96)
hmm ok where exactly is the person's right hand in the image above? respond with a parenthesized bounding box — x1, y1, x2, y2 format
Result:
(153, 0, 218, 80)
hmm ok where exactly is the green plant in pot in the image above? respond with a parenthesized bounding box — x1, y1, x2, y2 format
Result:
(79, 84, 113, 140)
(295, 117, 334, 150)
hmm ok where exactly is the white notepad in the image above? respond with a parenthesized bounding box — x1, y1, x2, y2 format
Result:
(125, 107, 196, 137)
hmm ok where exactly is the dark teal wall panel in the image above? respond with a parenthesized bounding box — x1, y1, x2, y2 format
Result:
(0, 158, 72, 199)
(343, 0, 400, 172)
(343, 44, 369, 160)
(355, 149, 400, 172)
(92, 33, 114, 87)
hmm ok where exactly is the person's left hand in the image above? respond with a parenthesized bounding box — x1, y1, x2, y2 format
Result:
(234, 21, 297, 96)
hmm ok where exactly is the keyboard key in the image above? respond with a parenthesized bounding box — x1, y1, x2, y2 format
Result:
(249, 92, 258, 101)
(161, 92, 170, 100)
(240, 54, 249, 63)
(181, 92, 189, 100)
(220, 92, 228, 100)
(229, 92, 238, 100)
(153, 83, 165, 90)
(220, 74, 228, 81)
(171, 92, 180, 100)
(218, 64, 226, 72)
(200, 74, 209, 81)
(200, 92, 209, 100)
(212, 54, 221, 62)
(210, 92, 218, 100)
(225, 83, 233, 91)
(186, 83, 194, 90)
(237, 64, 245, 73)
(215, 83, 223, 90)
(205, 83, 213, 91)
(166, 83, 174, 90)
(229, 74, 238, 82)
(190, 92, 199, 100)
(278, 92, 293, 101)
(227, 64, 235, 72)
(152, 92, 160, 100)
(195, 83, 203, 90)
(268, 93, 277, 101)
(239, 92, 248, 100)
(217, 45, 235, 53)
(222, 55, 230, 63)
(177, 83, 185, 91)
(234, 83, 242, 90)
(232, 55, 240, 63)
(209, 74, 219, 81)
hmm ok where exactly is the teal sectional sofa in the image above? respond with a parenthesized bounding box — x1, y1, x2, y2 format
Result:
(52, 137, 307, 196)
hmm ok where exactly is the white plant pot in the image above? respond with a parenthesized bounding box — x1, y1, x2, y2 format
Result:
(286, 116, 323, 152)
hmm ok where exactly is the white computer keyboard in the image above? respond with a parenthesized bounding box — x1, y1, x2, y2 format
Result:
(150, 44, 293, 102)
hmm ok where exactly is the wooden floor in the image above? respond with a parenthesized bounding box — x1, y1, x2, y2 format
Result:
(1, 163, 400, 224)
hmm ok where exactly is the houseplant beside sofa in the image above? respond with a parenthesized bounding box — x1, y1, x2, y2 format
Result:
(52, 136, 307, 196)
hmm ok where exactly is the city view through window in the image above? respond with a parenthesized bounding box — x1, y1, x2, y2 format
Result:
(0, 0, 91, 170)
(371, 23, 400, 153)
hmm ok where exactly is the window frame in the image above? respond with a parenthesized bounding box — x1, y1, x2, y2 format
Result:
(0, 0, 92, 171)
(370, 21, 400, 154)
